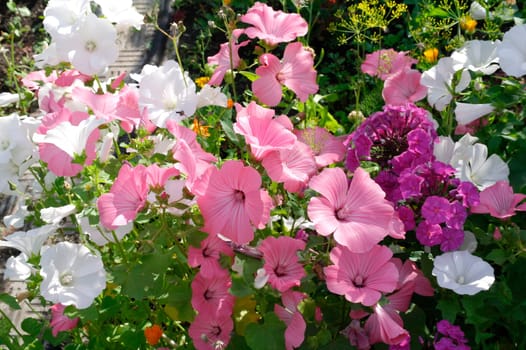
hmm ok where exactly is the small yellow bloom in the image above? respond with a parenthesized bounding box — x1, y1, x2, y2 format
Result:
(223, 0, 232, 5)
(460, 16, 477, 34)
(195, 76, 210, 89)
(423, 48, 439, 64)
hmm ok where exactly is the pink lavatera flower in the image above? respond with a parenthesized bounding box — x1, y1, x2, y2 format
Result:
(240, 2, 308, 46)
(294, 127, 346, 168)
(274, 290, 307, 350)
(50, 303, 79, 337)
(261, 140, 317, 194)
(382, 69, 427, 105)
(253, 42, 318, 106)
(97, 163, 148, 230)
(361, 49, 417, 80)
(197, 160, 272, 244)
(364, 303, 409, 346)
(188, 233, 234, 278)
(191, 267, 234, 315)
(471, 181, 526, 219)
(188, 309, 234, 350)
(258, 236, 306, 292)
(207, 39, 250, 86)
(145, 164, 180, 190)
(323, 244, 399, 307)
(233, 101, 296, 160)
(307, 167, 395, 253)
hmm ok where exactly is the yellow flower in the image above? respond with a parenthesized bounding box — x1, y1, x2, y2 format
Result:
(423, 48, 439, 63)
(195, 76, 210, 89)
(460, 16, 477, 34)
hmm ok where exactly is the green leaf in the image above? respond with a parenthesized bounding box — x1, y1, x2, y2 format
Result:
(21, 318, 42, 336)
(245, 313, 286, 350)
(437, 297, 461, 322)
(230, 275, 254, 298)
(220, 119, 243, 146)
(238, 71, 259, 82)
(428, 7, 451, 18)
(486, 248, 508, 265)
(0, 293, 21, 310)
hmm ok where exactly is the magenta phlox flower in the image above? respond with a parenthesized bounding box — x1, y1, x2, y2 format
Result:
(398, 172, 424, 200)
(416, 221, 443, 247)
(382, 69, 427, 105)
(197, 160, 272, 244)
(258, 236, 306, 292)
(274, 290, 307, 350)
(239, 2, 308, 46)
(294, 127, 346, 168)
(97, 163, 148, 230)
(50, 303, 80, 337)
(188, 233, 234, 278)
(421, 196, 451, 225)
(345, 104, 437, 173)
(364, 303, 409, 346)
(188, 309, 234, 350)
(396, 205, 416, 231)
(191, 267, 234, 315)
(233, 101, 296, 160)
(261, 140, 317, 193)
(207, 39, 250, 86)
(440, 227, 465, 252)
(361, 49, 417, 80)
(434, 320, 471, 350)
(471, 180, 526, 219)
(324, 245, 399, 306)
(253, 42, 318, 106)
(308, 167, 395, 253)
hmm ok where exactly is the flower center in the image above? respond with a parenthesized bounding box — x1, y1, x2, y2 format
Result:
(233, 190, 245, 202)
(274, 264, 287, 277)
(335, 206, 351, 221)
(85, 40, 97, 53)
(354, 275, 365, 287)
(456, 275, 465, 284)
(1, 140, 10, 151)
(60, 272, 74, 286)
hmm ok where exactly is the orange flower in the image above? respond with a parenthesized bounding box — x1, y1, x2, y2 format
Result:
(191, 118, 210, 137)
(195, 76, 210, 89)
(423, 48, 439, 64)
(144, 324, 163, 346)
(227, 98, 234, 109)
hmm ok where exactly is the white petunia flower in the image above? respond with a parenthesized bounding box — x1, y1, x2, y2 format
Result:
(433, 136, 456, 165)
(432, 250, 494, 295)
(459, 231, 478, 253)
(55, 13, 119, 75)
(3, 203, 29, 229)
(0, 225, 56, 258)
(421, 57, 471, 111)
(41, 204, 77, 225)
(451, 40, 500, 75)
(458, 143, 509, 190)
(196, 85, 228, 109)
(137, 60, 198, 127)
(33, 115, 104, 159)
(0, 92, 20, 107)
(454, 102, 495, 125)
(4, 254, 33, 281)
(92, 0, 144, 30)
(40, 242, 106, 309)
(498, 24, 526, 77)
(77, 216, 132, 246)
(469, 1, 489, 21)
(43, 0, 91, 38)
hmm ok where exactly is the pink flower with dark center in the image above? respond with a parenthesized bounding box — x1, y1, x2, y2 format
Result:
(361, 49, 417, 80)
(197, 160, 272, 244)
(233, 101, 296, 161)
(189, 310, 234, 350)
(253, 42, 318, 106)
(274, 290, 307, 350)
(258, 236, 306, 292)
(382, 69, 427, 105)
(307, 167, 395, 253)
(240, 2, 308, 46)
(50, 303, 79, 337)
(207, 39, 250, 86)
(97, 163, 148, 230)
(191, 267, 234, 314)
(471, 180, 526, 219)
(188, 233, 234, 278)
(324, 244, 399, 306)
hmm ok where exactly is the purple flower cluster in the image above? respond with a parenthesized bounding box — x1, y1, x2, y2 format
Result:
(344, 104, 479, 252)
(434, 320, 470, 350)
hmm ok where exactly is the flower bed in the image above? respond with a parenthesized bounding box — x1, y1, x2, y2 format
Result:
(0, 0, 525, 349)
